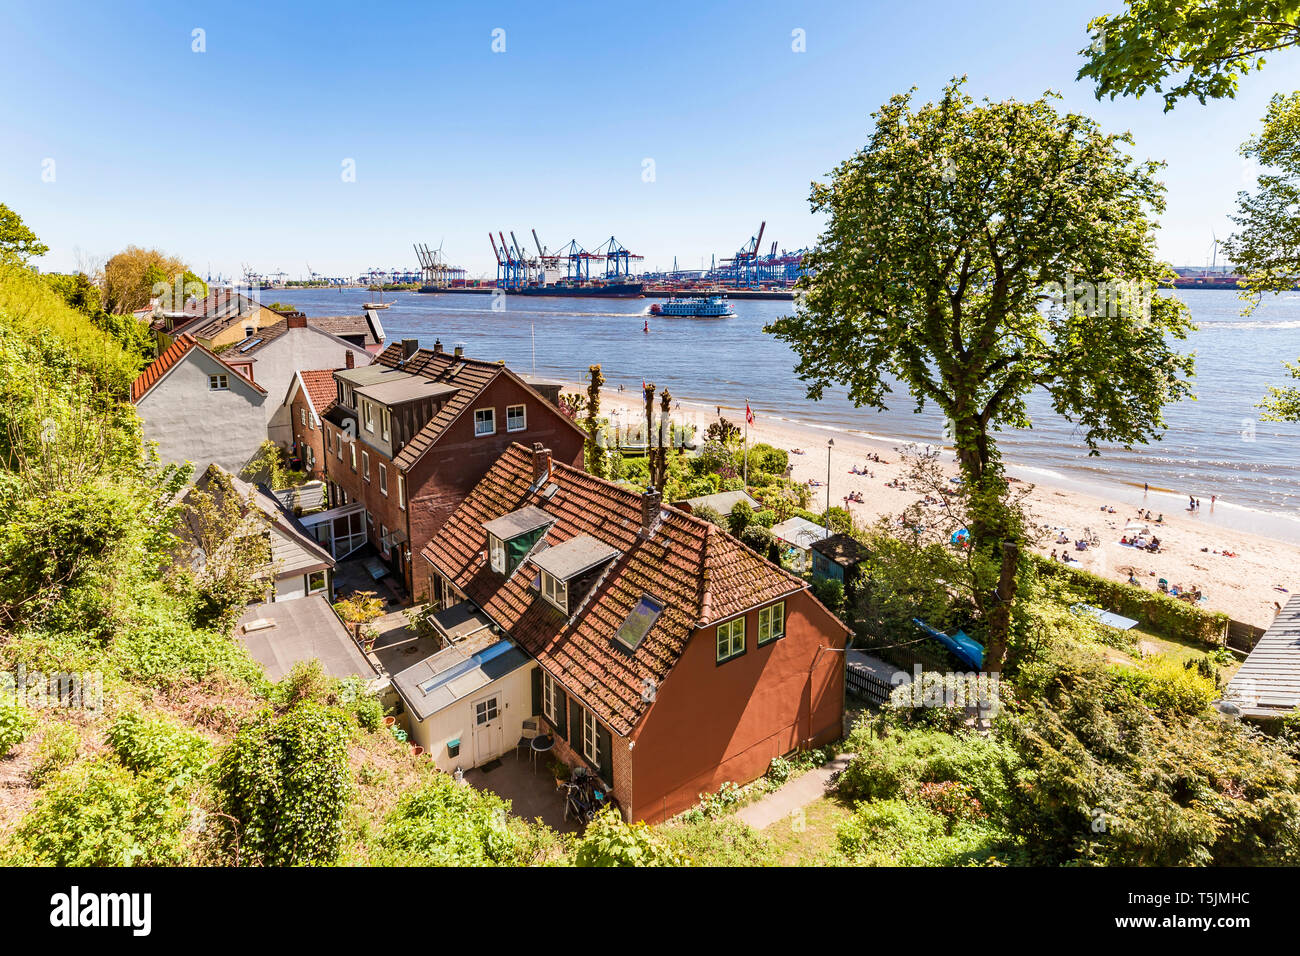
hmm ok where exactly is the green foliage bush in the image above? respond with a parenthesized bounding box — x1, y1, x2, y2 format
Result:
(108, 711, 213, 784)
(727, 500, 753, 535)
(215, 703, 352, 866)
(28, 721, 79, 786)
(3, 759, 195, 866)
(0, 697, 36, 758)
(659, 817, 777, 867)
(837, 799, 1010, 866)
(375, 773, 530, 866)
(1109, 656, 1217, 717)
(572, 807, 688, 866)
(1033, 555, 1229, 644)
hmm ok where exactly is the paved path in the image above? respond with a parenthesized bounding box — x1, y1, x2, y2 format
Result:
(733, 753, 853, 830)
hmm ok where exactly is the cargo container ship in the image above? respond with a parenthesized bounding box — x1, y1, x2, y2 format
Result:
(509, 280, 643, 298)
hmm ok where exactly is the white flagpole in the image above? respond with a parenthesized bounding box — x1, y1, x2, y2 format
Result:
(743, 399, 749, 488)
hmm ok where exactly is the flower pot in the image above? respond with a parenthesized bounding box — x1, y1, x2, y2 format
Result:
(410, 745, 425, 757)
(383, 716, 396, 728)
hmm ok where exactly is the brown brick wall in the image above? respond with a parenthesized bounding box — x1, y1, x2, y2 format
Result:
(324, 373, 586, 597)
(290, 390, 327, 480)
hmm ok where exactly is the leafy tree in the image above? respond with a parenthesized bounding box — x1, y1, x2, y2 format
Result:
(1078, 0, 1300, 110)
(726, 500, 753, 535)
(767, 80, 1194, 670)
(103, 245, 205, 314)
(0, 203, 48, 265)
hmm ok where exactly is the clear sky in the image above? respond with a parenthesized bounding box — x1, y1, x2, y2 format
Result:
(5, 0, 1300, 280)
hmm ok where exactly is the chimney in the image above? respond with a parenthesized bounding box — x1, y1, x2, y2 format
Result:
(640, 485, 662, 534)
(454, 344, 464, 358)
(286, 313, 307, 329)
(344, 350, 355, 370)
(532, 442, 552, 484)
(433, 339, 443, 354)
(402, 338, 418, 359)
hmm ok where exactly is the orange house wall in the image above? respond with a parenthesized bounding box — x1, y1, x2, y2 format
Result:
(627, 589, 846, 823)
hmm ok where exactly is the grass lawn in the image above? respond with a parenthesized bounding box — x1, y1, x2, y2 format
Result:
(1112, 622, 1242, 683)
(760, 793, 856, 866)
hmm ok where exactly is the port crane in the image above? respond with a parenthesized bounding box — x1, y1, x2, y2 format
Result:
(593, 236, 644, 279)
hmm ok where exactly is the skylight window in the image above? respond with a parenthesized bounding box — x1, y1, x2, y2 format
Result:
(614, 594, 664, 651)
(238, 337, 263, 352)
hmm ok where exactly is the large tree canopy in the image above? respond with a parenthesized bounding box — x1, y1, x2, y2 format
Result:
(767, 80, 1195, 669)
(1079, 0, 1300, 110)
(0, 203, 48, 265)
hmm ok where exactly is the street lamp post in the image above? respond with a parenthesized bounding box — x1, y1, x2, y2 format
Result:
(826, 438, 834, 539)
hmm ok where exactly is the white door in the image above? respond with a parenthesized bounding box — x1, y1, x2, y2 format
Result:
(472, 694, 503, 765)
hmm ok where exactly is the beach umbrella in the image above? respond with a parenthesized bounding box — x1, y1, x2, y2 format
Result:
(950, 528, 970, 546)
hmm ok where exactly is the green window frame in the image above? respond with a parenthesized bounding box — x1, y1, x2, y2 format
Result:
(758, 601, 785, 646)
(716, 616, 745, 663)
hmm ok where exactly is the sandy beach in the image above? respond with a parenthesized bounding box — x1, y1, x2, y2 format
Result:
(575, 385, 1298, 629)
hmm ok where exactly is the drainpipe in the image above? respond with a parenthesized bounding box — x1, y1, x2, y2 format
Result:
(808, 642, 849, 748)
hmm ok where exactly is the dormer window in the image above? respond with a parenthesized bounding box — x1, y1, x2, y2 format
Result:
(530, 534, 620, 616)
(540, 570, 567, 613)
(482, 506, 554, 576)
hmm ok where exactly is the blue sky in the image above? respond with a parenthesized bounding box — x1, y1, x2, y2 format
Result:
(5, 0, 1300, 280)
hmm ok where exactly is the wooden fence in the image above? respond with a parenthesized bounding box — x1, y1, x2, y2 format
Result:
(845, 661, 894, 707)
(1227, 619, 1266, 654)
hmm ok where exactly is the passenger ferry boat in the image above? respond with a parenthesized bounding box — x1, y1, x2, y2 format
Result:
(648, 294, 734, 317)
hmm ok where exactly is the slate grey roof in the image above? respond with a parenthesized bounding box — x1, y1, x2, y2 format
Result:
(1226, 595, 1300, 717)
(391, 635, 531, 721)
(530, 534, 620, 580)
(771, 516, 829, 549)
(236, 597, 376, 682)
(483, 506, 554, 540)
(679, 490, 761, 515)
(355, 376, 459, 406)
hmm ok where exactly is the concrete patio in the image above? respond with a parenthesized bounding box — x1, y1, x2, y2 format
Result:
(462, 749, 579, 834)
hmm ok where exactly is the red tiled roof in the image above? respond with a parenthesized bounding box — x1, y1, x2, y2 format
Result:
(130, 333, 267, 403)
(373, 343, 585, 471)
(298, 368, 339, 418)
(421, 444, 832, 736)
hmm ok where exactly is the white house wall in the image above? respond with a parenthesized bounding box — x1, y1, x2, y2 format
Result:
(255, 329, 370, 446)
(407, 662, 537, 774)
(137, 354, 266, 477)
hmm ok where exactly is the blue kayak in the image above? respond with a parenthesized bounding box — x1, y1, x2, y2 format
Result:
(912, 617, 985, 670)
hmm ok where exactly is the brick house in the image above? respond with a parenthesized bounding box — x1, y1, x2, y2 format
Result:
(411, 442, 849, 822)
(282, 364, 349, 480)
(320, 339, 586, 595)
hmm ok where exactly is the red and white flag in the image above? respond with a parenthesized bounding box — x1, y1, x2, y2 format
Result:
(745, 402, 754, 426)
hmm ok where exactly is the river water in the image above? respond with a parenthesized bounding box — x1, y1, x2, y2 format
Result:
(281, 287, 1300, 539)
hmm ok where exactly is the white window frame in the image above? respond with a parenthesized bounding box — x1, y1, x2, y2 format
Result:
(336, 429, 343, 460)
(363, 400, 374, 433)
(581, 707, 599, 765)
(306, 570, 327, 595)
(349, 442, 356, 471)
(758, 601, 785, 646)
(382, 407, 391, 441)
(541, 570, 567, 613)
(506, 404, 527, 433)
(362, 450, 370, 481)
(488, 532, 506, 574)
(716, 616, 745, 662)
(379, 464, 387, 496)
(542, 672, 563, 726)
(300, 407, 307, 427)
(208, 374, 229, 391)
(397, 474, 406, 510)
(474, 407, 496, 437)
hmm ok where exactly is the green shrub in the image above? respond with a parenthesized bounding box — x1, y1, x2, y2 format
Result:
(739, 523, 774, 554)
(752, 508, 777, 528)
(837, 799, 1011, 866)
(214, 702, 352, 866)
(108, 711, 213, 784)
(28, 721, 79, 786)
(727, 501, 753, 536)
(572, 807, 688, 866)
(375, 773, 526, 866)
(1110, 657, 1217, 717)
(0, 697, 35, 758)
(659, 817, 777, 867)
(3, 759, 195, 866)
